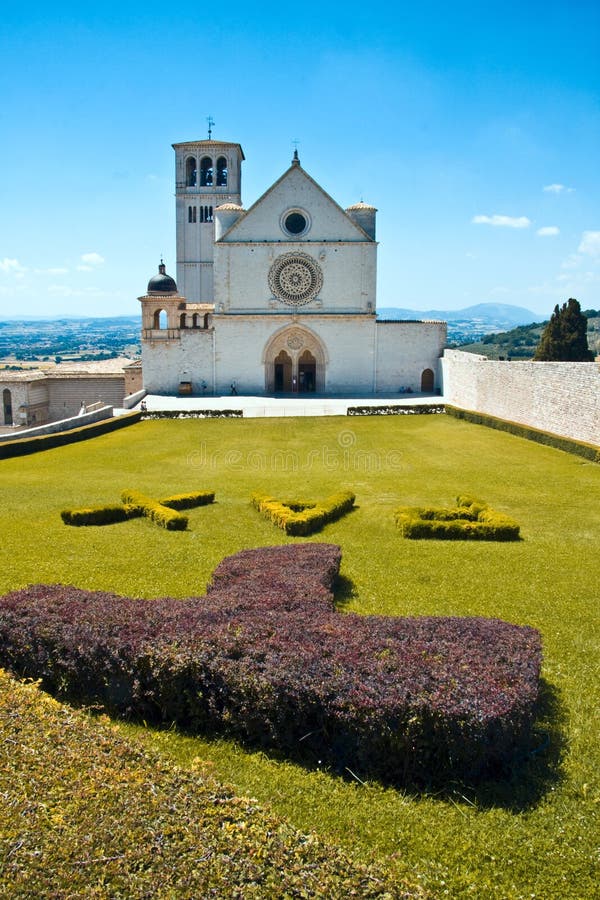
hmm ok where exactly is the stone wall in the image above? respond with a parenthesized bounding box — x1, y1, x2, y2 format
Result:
(442, 350, 600, 446)
(0, 405, 113, 443)
(46, 375, 126, 421)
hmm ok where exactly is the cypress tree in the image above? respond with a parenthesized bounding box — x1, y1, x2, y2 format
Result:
(534, 298, 594, 361)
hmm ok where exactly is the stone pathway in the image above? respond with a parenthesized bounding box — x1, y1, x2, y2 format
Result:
(129, 393, 444, 418)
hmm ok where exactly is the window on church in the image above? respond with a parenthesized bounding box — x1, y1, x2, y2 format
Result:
(188, 206, 192, 223)
(200, 157, 213, 186)
(193, 206, 197, 223)
(186, 157, 197, 187)
(216, 156, 228, 186)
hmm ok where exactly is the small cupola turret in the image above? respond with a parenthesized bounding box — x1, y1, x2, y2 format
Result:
(147, 260, 178, 295)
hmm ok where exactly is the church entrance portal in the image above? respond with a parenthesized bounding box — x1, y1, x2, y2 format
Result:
(264, 328, 326, 394)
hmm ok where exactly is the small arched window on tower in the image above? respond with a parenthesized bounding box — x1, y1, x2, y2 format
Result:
(216, 156, 228, 187)
(186, 156, 197, 187)
(188, 206, 192, 223)
(200, 156, 213, 186)
(153, 309, 168, 330)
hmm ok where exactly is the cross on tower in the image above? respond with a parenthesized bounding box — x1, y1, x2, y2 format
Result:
(207, 116, 215, 139)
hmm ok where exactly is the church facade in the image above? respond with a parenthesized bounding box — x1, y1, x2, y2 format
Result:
(139, 139, 446, 396)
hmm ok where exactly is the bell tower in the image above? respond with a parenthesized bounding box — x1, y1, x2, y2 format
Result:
(173, 132, 244, 303)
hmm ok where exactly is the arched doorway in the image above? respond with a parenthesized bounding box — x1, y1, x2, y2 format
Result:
(298, 349, 316, 393)
(421, 368, 434, 392)
(274, 350, 293, 392)
(3, 388, 13, 425)
(263, 326, 327, 394)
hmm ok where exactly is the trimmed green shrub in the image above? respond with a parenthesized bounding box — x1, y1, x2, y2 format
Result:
(61, 488, 215, 528)
(445, 405, 600, 461)
(160, 490, 215, 510)
(121, 489, 188, 530)
(0, 669, 400, 897)
(60, 504, 138, 527)
(395, 496, 520, 541)
(348, 404, 444, 416)
(252, 490, 355, 535)
(0, 412, 141, 460)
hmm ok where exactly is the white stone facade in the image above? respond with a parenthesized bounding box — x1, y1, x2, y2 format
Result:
(442, 349, 600, 446)
(140, 140, 447, 396)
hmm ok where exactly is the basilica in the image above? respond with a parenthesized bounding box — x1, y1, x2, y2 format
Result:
(139, 138, 446, 396)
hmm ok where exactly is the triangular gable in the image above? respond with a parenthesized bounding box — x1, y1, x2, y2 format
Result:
(217, 164, 373, 243)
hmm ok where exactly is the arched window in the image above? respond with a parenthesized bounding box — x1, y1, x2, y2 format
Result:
(180, 313, 187, 328)
(192, 313, 200, 328)
(193, 206, 197, 223)
(188, 206, 193, 223)
(3, 388, 12, 425)
(153, 309, 168, 330)
(217, 156, 228, 186)
(186, 156, 197, 187)
(200, 156, 213, 186)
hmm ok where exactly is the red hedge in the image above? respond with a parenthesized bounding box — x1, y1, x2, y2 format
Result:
(0, 544, 541, 784)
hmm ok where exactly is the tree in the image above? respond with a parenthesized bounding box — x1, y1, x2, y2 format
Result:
(534, 298, 594, 361)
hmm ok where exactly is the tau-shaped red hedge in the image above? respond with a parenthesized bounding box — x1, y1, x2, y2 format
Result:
(0, 545, 541, 784)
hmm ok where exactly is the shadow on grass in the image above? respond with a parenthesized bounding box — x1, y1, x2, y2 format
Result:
(414, 677, 569, 812)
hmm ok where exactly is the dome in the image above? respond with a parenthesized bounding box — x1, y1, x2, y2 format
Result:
(147, 262, 177, 294)
(346, 201, 377, 212)
(215, 202, 245, 212)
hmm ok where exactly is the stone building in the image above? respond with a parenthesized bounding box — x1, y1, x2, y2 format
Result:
(139, 139, 446, 396)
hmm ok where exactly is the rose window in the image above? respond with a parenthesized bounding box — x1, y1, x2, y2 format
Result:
(268, 253, 323, 306)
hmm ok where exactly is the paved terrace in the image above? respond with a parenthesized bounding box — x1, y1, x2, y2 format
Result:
(133, 393, 444, 418)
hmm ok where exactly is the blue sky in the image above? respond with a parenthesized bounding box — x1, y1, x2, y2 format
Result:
(0, 0, 598, 318)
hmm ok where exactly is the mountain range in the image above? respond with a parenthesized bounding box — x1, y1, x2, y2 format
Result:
(376, 303, 539, 328)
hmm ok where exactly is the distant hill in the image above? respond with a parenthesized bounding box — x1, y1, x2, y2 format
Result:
(459, 309, 600, 360)
(377, 303, 538, 328)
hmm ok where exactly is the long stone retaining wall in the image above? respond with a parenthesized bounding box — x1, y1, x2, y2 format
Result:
(0, 405, 113, 444)
(441, 350, 600, 446)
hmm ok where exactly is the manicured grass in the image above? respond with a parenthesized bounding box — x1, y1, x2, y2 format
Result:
(0, 415, 599, 898)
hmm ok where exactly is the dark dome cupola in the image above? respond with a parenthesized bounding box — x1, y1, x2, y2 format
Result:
(147, 261, 178, 294)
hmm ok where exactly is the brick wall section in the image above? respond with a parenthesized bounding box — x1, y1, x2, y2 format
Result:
(442, 350, 600, 446)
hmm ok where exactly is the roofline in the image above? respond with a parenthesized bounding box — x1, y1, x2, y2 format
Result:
(216, 162, 374, 242)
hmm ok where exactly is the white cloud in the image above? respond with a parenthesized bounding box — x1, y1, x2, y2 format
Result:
(543, 183, 574, 194)
(80, 252, 105, 266)
(0, 257, 27, 276)
(76, 265, 93, 272)
(561, 253, 582, 270)
(35, 267, 69, 275)
(578, 231, 600, 257)
(536, 226, 560, 237)
(472, 214, 531, 229)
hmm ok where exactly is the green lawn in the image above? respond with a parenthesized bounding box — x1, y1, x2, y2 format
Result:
(1, 415, 598, 898)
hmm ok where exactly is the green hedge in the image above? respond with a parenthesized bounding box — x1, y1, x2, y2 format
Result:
(0, 412, 141, 460)
(347, 404, 444, 416)
(395, 495, 520, 541)
(121, 489, 188, 530)
(252, 490, 355, 535)
(0, 669, 400, 897)
(60, 504, 138, 527)
(160, 490, 215, 510)
(445, 405, 600, 462)
(62, 489, 215, 528)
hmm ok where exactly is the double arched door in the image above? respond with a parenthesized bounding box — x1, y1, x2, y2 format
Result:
(264, 327, 326, 394)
